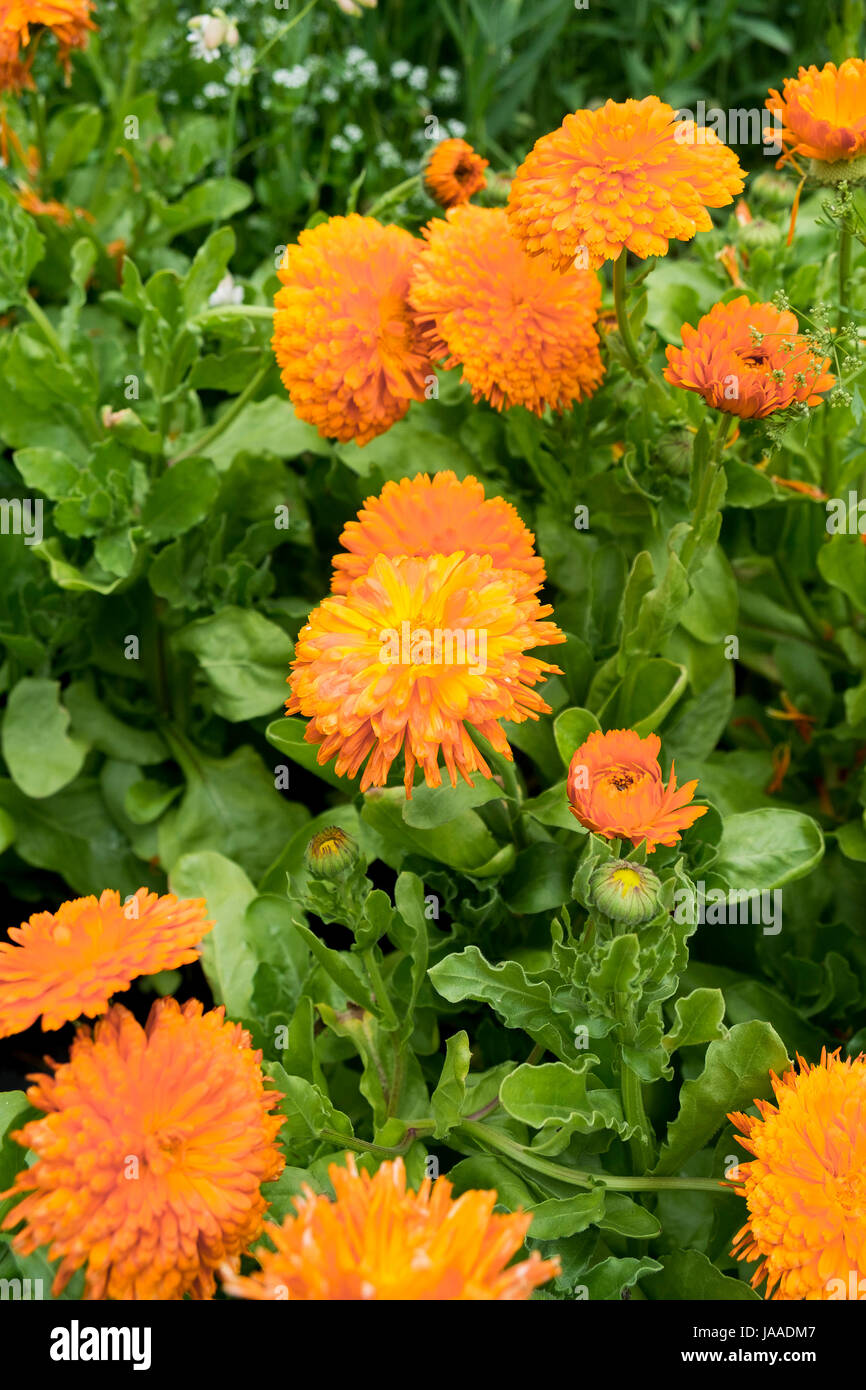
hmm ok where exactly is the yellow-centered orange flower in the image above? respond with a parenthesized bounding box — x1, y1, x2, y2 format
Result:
(507, 96, 745, 272)
(410, 204, 604, 414)
(0, 0, 96, 77)
(272, 214, 432, 446)
(0, 998, 285, 1300)
(766, 60, 866, 167)
(424, 137, 489, 208)
(567, 728, 707, 851)
(221, 1155, 559, 1300)
(729, 1051, 866, 1300)
(287, 551, 564, 796)
(331, 470, 546, 601)
(0, 888, 212, 1038)
(664, 297, 835, 418)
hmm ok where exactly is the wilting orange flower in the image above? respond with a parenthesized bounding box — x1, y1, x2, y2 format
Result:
(729, 1050, 866, 1300)
(331, 470, 546, 600)
(410, 204, 604, 414)
(567, 728, 707, 851)
(507, 96, 745, 272)
(766, 60, 866, 167)
(272, 214, 432, 446)
(288, 551, 564, 796)
(424, 137, 489, 208)
(0, 0, 96, 76)
(0, 887, 212, 1038)
(664, 297, 835, 418)
(222, 1154, 559, 1300)
(0, 26, 31, 90)
(0, 998, 284, 1299)
(16, 184, 92, 225)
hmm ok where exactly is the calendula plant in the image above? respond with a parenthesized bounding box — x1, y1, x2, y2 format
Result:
(1, 0, 866, 1306)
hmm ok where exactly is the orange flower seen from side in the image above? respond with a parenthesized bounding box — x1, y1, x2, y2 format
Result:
(287, 550, 564, 796)
(272, 214, 432, 446)
(664, 297, 835, 418)
(221, 1154, 559, 1300)
(729, 1050, 866, 1300)
(766, 60, 866, 167)
(507, 96, 745, 272)
(0, 887, 212, 1038)
(567, 728, 707, 851)
(331, 469, 546, 600)
(424, 137, 488, 208)
(410, 204, 604, 415)
(0, 0, 96, 76)
(0, 998, 285, 1300)
(0, 27, 31, 90)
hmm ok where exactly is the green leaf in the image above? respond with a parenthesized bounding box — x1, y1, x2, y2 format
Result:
(499, 1060, 631, 1153)
(149, 178, 253, 240)
(393, 871, 429, 1037)
(429, 946, 580, 1061)
(169, 850, 258, 1018)
(265, 1063, 353, 1162)
(580, 1255, 662, 1300)
(713, 808, 824, 894)
(0, 1091, 33, 1224)
(431, 1030, 471, 1139)
(182, 226, 236, 317)
(599, 1192, 661, 1239)
(447, 1155, 537, 1211)
(362, 788, 501, 875)
(47, 104, 104, 180)
(266, 717, 351, 791)
(64, 679, 167, 764)
(663, 988, 728, 1053)
(654, 1020, 789, 1176)
(553, 707, 600, 766)
(0, 192, 45, 310)
(401, 775, 507, 827)
(501, 843, 575, 914)
(174, 607, 292, 721)
(527, 1191, 606, 1240)
(1, 678, 89, 798)
(141, 456, 220, 542)
(643, 1249, 761, 1301)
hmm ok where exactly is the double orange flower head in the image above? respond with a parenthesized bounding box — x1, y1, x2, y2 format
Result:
(0, 0, 95, 92)
(567, 728, 707, 852)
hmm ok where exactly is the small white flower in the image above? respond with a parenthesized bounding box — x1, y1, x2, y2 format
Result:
(292, 105, 316, 126)
(345, 46, 367, 65)
(447, 118, 467, 138)
(375, 140, 401, 168)
(355, 58, 378, 87)
(408, 65, 428, 90)
(209, 273, 244, 308)
(331, 134, 352, 154)
(390, 60, 411, 80)
(320, 83, 340, 103)
(187, 10, 239, 62)
(274, 64, 310, 89)
(203, 81, 228, 100)
(343, 122, 363, 143)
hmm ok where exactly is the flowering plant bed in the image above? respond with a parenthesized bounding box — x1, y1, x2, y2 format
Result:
(0, 0, 864, 1310)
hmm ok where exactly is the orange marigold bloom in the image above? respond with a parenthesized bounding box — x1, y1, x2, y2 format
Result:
(410, 204, 604, 414)
(766, 60, 866, 167)
(0, 26, 31, 90)
(221, 1154, 559, 1300)
(331, 469, 546, 600)
(287, 551, 564, 796)
(664, 296, 835, 418)
(0, 887, 212, 1038)
(729, 1050, 866, 1300)
(567, 728, 707, 851)
(424, 137, 489, 208)
(507, 96, 745, 272)
(0, 998, 285, 1300)
(0, 0, 96, 75)
(272, 214, 432, 446)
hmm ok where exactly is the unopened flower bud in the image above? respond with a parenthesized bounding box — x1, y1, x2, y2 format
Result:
(590, 859, 661, 925)
(304, 826, 360, 880)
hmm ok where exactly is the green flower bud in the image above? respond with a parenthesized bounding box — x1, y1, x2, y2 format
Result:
(590, 859, 661, 925)
(304, 826, 360, 881)
(654, 429, 694, 477)
(738, 218, 783, 251)
(748, 172, 794, 208)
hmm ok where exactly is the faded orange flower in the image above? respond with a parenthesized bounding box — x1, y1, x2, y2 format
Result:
(410, 204, 604, 415)
(507, 96, 745, 272)
(331, 470, 546, 601)
(0, 887, 212, 1038)
(663, 297, 835, 418)
(16, 184, 92, 225)
(221, 1154, 559, 1300)
(567, 728, 707, 851)
(287, 551, 564, 796)
(0, 26, 30, 90)
(424, 137, 489, 208)
(272, 214, 432, 446)
(766, 60, 866, 168)
(0, 0, 96, 76)
(729, 1050, 866, 1300)
(0, 998, 285, 1300)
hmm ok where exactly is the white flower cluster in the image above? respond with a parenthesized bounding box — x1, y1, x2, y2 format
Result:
(187, 10, 240, 64)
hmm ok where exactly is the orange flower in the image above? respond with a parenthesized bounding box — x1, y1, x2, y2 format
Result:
(410, 204, 604, 414)
(0, 26, 31, 90)
(729, 1050, 866, 1300)
(16, 183, 92, 225)
(567, 728, 707, 851)
(664, 297, 835, 418)
(287, 551, 564, 796)
(0, 998, 285, 1300)
(221, 1154, 559, 1300)
(424, 137, 489, 208)
(0, 0, 96, 76)
(331, 470, 546, 600)
(766, 60, 866, 167)
(0, 887, 212, 1038)
(272, 214, 432, 446)
(507, 96, 745, 272)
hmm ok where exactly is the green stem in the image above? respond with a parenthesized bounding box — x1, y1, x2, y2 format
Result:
(680, 412, 734, 570)
(838, 222, 852, 335)
(457, 1121, 730, 1194)
(90, 2, 151, 207)
(366, 173, 423, 219)
(612, 253, 649, 381)
(319, 1122, 434, 1159)
(23, 291, 67, 361)
(169, 357, 271, 463)
(29, 90, 49, 183)
(361, 947, 401, 1033)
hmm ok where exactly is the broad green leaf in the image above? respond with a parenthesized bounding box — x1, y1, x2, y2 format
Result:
(431, 1031, 471, 1139)
(169, 850, 258, 1018)
(499, 1060, 631, 1153)
(362, 788, 501, 875)
(429, 946, 579, 1061)
(174, 607, 292, 721)
(401, 775, 507, 827)
(643, 1249, 760, 1300)
(65, 680, 167, 764)
(527, 1191, 606, 1240)
(663, 988, 728, 1053)
(2, 678, 88, 798)
(266, 717, 351, 791)
(264, 1063, 353, 1163)
(713, 808, 824, 894)
(501, 842, 575, 914)
(141, 456, 220, 542)
(553, 707, 600, 766)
